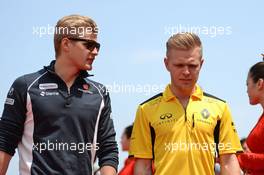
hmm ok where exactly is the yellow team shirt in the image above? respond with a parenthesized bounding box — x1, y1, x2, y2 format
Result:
(130, 84, 242, 175)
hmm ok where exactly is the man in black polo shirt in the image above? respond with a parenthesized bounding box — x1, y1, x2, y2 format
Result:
(0, 14, 118, 175)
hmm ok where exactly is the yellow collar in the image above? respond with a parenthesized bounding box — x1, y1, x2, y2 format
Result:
(163, 84, 203, 102)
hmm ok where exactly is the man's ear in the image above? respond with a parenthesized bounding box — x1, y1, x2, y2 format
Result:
(164, 57, 169, 71)
(257, 78, 264, 90)
(200, 58, 204, 68)
(60, 38, 71, 53)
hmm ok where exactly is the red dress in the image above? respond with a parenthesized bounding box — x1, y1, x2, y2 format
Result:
(118, 157, 136, 175)
(118, 158, 155, 175)
(238, 113, 264, 175)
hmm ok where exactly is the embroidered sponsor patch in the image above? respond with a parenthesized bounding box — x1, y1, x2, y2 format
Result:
(8, 87, 14, 96)
(83, 84, 89, 90)
(201, 109, 210, 119)
(78, 88, 93, 94)
(40, 91, 59, 96)
(5, 98, 15, 105)
(39, 83, 58, 90)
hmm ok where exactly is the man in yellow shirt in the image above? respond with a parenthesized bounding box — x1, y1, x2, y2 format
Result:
(129, 32, 242, 175)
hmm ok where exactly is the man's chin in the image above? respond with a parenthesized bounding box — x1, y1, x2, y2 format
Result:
(84, 64, 92, 71)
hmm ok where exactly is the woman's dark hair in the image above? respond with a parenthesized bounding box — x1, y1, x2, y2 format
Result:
(124, 124, 133, 139)
(249, 54, 264, 83)
(240, 137, 247, 145)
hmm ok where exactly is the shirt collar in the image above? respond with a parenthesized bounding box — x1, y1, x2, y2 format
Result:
(163, 84, 203, 102)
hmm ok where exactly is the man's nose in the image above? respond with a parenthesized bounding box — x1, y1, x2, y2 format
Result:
(183, 66, 190, 75)
(91, 47, 99, 55)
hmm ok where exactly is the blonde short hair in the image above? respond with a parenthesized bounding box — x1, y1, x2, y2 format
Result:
(54, 14, 98, 57)
(166, 32, 203, 58)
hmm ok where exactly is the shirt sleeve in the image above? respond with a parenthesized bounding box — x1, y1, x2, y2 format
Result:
(238, 152, 264, 171)
(96, 89, 118, 171)
(0, 76, 27, 156)
(218, 103, 243, 155)
(129, 105, 153, 159)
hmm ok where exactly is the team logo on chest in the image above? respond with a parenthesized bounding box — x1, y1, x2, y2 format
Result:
(78, 84, 93, 94)
(156, 113, 179, 126)
(39, 83, 58, 90)
(201, 109, 210, 119)
(40, 91, 59, 96)
(160, 113, 173, 120)
(83, 84, 89, 90)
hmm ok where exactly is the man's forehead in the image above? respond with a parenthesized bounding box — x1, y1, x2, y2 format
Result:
(79, 33, 98, 40)
(172, 56, 201, 64)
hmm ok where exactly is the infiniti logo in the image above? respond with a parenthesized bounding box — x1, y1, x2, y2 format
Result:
(160, 113, 173, 120)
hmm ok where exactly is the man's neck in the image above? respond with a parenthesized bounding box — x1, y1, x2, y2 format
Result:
(54, 57, 79, 89)
(170, 85, 195, 109)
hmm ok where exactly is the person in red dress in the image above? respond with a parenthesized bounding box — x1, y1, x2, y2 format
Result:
(237, 58, 264, 175)
(119, 125, 135, 175)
